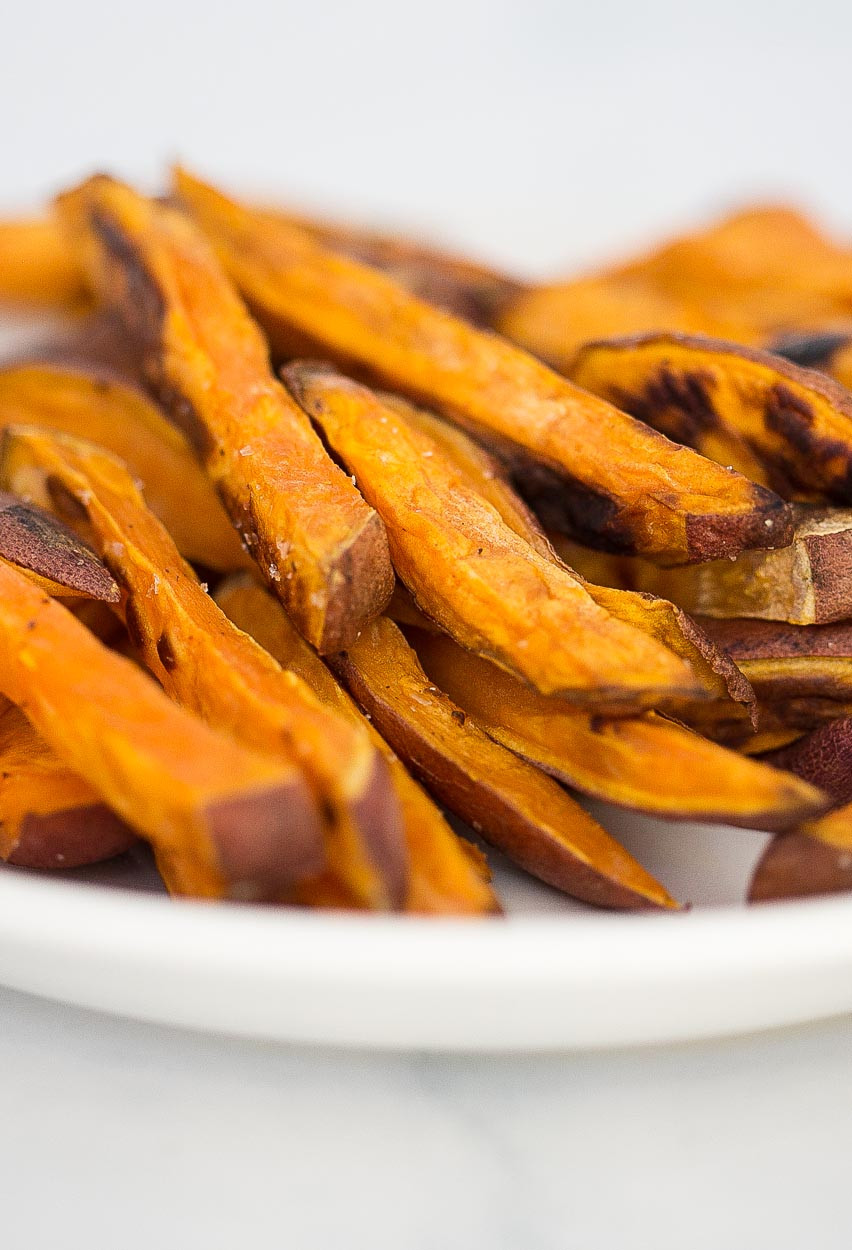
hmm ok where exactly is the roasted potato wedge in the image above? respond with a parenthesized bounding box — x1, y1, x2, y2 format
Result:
(0, 702, 137, 869)
(59, 174, 394, 652)
(697, 617, 852, 706)
(175, 168, 792, 564)
(0, 363, 249, 571)
(411, 630, 827, 830)
(283, 361, 703, 710)
(0, 489, 119, 602)
(0, 558, 324, 898)
(570, 334, 852, 501)
(215, 573, 498, 915)
(1, 424, 407, 910)
(334, 617, 677, 910)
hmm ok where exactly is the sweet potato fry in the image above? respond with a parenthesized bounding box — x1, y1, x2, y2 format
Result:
(562, 509, 852, 626)
(380, 392, 754, 713)
(761, 717, 852, 808)
(749, 832, 852, 902)
(175, 168, 792, 564)
(697, 617, 852, 705)
(261, 204, 521, 326)
(0, 215, 86, 306)
(283, 361, 703, 709)
(411, 630, 826, 830)
(59, 175, 394, 652)
(0, 363, 248, 571)
(334, 616, 677, 909)
(0, 558, 324, 897)
(0, 702, 137, 869)
(1, 425, 407, 910)
(214, 574, 498, 915)
(570, 334, 852, 501)
(496, 275, 733, 373)
(0, 490, 118, 602)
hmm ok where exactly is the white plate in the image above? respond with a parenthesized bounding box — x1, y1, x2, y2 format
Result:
(2, 809, 852, 1052)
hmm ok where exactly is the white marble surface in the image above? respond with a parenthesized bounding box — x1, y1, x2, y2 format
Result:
(1, 986, 850, 1249)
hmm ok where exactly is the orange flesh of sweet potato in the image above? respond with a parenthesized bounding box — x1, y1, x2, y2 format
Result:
(174, 168, 792, 564)
(214, 574, 498, 915)
(411, 630, 827, 831)
(60, 175, 394, 653)
(0, 216, 86, 306)
(570, 334, 852, 502)
(380, 391, 754, 714)
(0, 702, 137, 868)
(749, 832, 852, 902)
(0, 559, 324, 898)
(283, 361, 703, 710)
(0, 363, 249, 571)
(562, 510, 852, 627)
(495, 274, 739, 373)
(260, 203, 522, 326)
(335, 617, 677, 910)
(0, 490, 119, 602)
(2, 425, 407, 910)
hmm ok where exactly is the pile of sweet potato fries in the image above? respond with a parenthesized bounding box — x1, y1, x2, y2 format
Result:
(2, 172, 852, 912)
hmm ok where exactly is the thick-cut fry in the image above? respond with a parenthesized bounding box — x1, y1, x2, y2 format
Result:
(0, 702, 137, 869)
(496, 275, 734, 372)
(762, 717, 852, 808)
(1, 425, 407, 910)
(411, 630, 826, 830)
(0, 559, 324, 898)
(749, 832, 852, 902)
(561, 510, 852, 626)
(0, 363, 249, 571)
(697, 617, 852, 705)
(60, 175, 394, 652)
(284, 361, 703, 709)
(0, 490, 119, 602)
(175, 168, 792, 564)
(0, 216, 86, 306)
(262, 204, 521, 326)
(381, 391, 754, 713)
(570, 334, 852, 500)
(214, 574, 498, 915)
(334, 617, 677, 909)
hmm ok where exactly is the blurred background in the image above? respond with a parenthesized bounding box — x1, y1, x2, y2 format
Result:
(3, 0, 851, 275)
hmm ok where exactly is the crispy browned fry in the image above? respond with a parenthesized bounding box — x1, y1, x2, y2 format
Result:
(1, 424, 407, 910)
(0, 490, 119, 602)
(283, 361, 703, 710)
(261, 203, 521, 326)
(570, 334, 852, 500)
(0, 216, 86, 306)
(560, 510, 852, 626)
(496, 274, 737, 372)
(697, 617, 852, 706)
(411, 630, 826, 830)
(749, 832, 852, 902)
(59, 175, 394, 652)
(0, 702, 137, 869)
(214, 573, 498, 915)
(175, 168, 792, 564)
(381, 391, 754, 713)
(333, 616, 677, 909)
(0, 558, 324, 898)
(762, 717, 852, 808)
(0, 363, 248, 571)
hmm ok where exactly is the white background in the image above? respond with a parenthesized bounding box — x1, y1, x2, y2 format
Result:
(3, 2, 852, 1246)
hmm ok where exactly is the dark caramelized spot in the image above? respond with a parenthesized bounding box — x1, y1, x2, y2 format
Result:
(769, 331, 851, 370)
(124, 599, 146, 650)
(156, 631, 178, 671)
(764, 382, 815, 452)
(614, 366, 719, 446)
